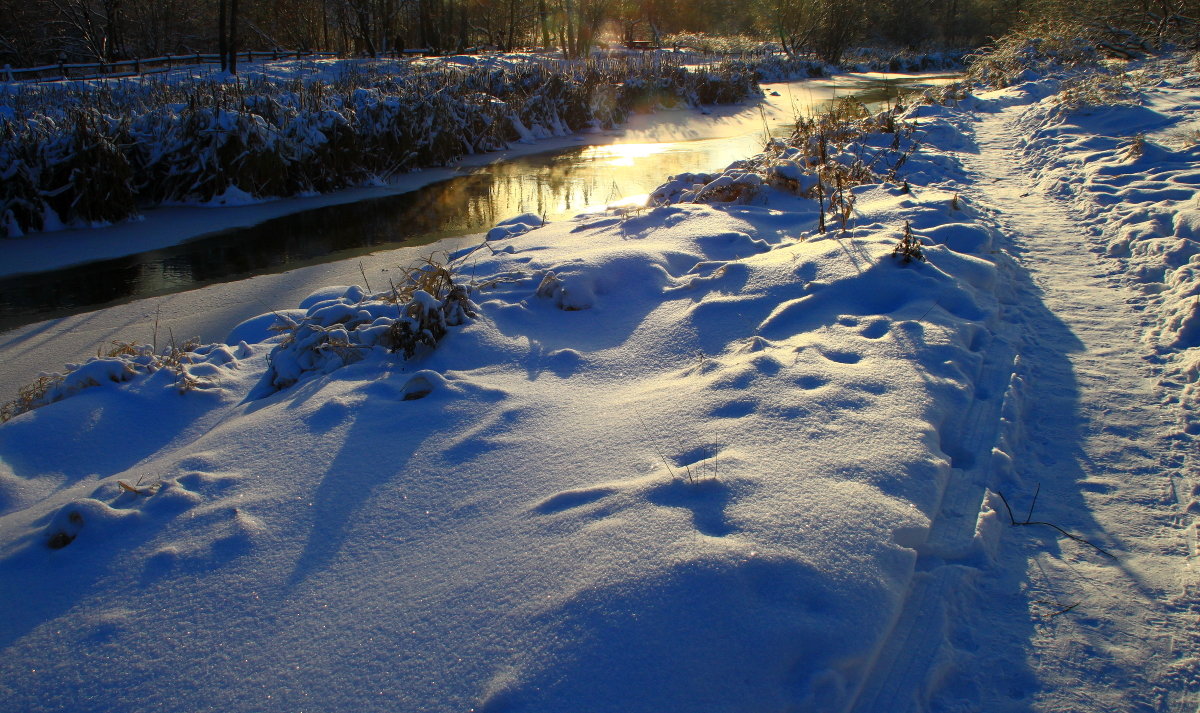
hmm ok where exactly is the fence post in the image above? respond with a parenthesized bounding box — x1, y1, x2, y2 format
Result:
(3, 64, 12, 82)
(166, 53, 173, 69)
(134, 57, 140, 75)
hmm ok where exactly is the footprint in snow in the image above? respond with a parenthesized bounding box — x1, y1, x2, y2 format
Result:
(709, 400, 758, 419)
(530, 447, 740, 539)
(644, 478, 737, 538)
(795, 375, 830, 390)
(533, 486, 619, 515)
(819, 349, 863, 365)
(860, 319, 890, 340)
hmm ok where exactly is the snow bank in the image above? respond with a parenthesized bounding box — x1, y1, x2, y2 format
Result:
(0, 99, 1012, 710)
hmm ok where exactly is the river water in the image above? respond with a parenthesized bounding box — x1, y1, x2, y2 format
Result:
(0, 72, 957, 333)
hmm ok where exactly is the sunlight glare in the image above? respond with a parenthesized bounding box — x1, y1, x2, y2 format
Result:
(582, 142, 671, 166)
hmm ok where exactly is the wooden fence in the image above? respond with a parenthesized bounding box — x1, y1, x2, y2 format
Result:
(1, 48, 434, 82)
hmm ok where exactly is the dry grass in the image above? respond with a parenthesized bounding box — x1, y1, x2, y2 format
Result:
(1123, 132, 1147, 160)
(385, 253, 456, 305)
(0, 337, 203, 424)
(0, 374, 63, 423)
(1056, 71, 1138, 110)
(385, 254, 478, 357)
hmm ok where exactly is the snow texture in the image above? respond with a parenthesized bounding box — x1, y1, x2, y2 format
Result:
(0, 51, 1198, 713)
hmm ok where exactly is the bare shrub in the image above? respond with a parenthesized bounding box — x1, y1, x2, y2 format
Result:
(893, 221, 925, 264)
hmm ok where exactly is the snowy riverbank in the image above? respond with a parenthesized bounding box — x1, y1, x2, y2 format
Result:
(0, 54, 758, 239)
(0, 52, 1197, 711)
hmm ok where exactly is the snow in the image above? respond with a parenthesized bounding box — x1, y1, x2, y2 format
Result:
(1, 53, 1198, 712)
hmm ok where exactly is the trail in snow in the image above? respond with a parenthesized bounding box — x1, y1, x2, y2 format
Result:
(853, 97, 1200, 712)
(969, 104, 1199, 713)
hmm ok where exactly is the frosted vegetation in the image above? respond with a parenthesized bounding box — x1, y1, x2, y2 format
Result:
(0, 54, 758, 237)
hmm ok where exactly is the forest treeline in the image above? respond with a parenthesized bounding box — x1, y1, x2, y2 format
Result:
(3, 0, 1199, 69)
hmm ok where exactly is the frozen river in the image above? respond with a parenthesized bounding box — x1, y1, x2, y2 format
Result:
(0, 71, 956, 400)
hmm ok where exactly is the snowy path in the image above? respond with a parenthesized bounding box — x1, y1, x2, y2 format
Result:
(856, 101, 1200, 711)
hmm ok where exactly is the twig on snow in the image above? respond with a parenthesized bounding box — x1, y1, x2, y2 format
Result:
(996, 485, 1116, 559)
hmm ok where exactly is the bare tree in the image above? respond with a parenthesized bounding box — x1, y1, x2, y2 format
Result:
(48, 0, 109, 61)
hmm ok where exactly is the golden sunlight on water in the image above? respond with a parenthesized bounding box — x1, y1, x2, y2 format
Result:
(581, 142, 674, 167)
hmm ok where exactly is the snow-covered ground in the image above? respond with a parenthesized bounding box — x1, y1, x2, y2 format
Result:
(0, 55, 1197, 712)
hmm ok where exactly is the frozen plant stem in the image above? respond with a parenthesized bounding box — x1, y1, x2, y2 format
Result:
(359, 262, 373, 294)
(632, 407, 691, 484)
(996, 486, 1116, 559)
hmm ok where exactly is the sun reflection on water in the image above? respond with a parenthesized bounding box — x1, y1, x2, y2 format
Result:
(580, 142, 674, 167)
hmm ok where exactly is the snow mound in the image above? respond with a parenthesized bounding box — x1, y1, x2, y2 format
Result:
(0, 93, 1015, 711)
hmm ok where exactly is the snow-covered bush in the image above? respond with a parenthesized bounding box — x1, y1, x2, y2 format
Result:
(719, 48, 967, 84)
(1054, 71, 1139, 110)
(282, 109, 367, 192)
(261, 256, 479, 392)
(728, 55, 831, 82)
(0, 122, 46, 236)
(839, 48, 969, 73)
(955, 14, 1180, 90)
(650, 98, 913, 230)
(145, 106, 291, 203)
(692, 66, 760, 104)
(661, 33, 776, 56)
(965, 20, 1118, 88)
(55, 113, 138, 224)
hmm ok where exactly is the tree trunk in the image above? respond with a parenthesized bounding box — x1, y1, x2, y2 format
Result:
(103, 0, 124, 60)
(218, 0, 228, 71)
(321, 0, 330, 51)
(354, 1, 377, 57)
(458, 0, 469, 51)
(564, 0, 576, 57)
(538, 0, 550, 48)
(506, 0, 517, 51)
(417, 0, 431, 51)
(229, 0, 239, 73)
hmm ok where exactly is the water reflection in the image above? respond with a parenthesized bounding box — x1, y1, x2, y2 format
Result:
(0, 72, 959, 332)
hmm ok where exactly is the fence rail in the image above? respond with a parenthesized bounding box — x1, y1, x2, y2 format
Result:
(0, 49, 432, 82)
